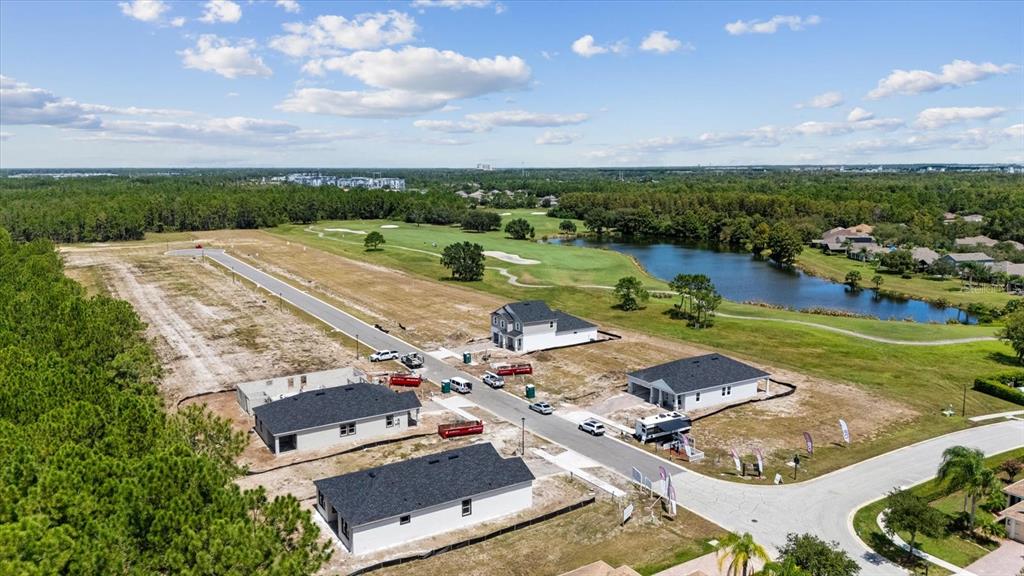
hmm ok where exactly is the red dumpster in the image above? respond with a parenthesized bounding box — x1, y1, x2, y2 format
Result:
(388, 373, 423, 387)
(438, 420, 484, 438)
(495, 363, 532, 376)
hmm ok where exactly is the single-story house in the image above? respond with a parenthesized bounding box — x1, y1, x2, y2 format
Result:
(314, 442, 534, 554)
(491, 300, 598, 353)
(236, 366, 366, 415)
(911, 247, 940, 268)
(988, 261, 1024, 277)
(999, 479, 1024, 543)
(962, 214, 984, 223)
(955, 235, 999, 248)
(253, 383, 421, 455)
(940, 253, 994, 267)
(847, 243, 890, 261)
(816, 226, 876, 253)
(627, 353, 771, 412)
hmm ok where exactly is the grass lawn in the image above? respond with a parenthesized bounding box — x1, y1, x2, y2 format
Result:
(797, 249, 1016, 310)
(853, 447, 1024, 571)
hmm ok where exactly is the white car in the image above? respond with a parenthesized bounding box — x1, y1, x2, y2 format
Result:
(369, 349, 399, 362)
(482, 371, 504, 389)
(578, 418, 605, 436)
(445, 377, 473, 394)
(529, 401, 553, 415)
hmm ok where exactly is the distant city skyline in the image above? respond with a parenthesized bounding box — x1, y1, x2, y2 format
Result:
(1, 0, 1021, 168)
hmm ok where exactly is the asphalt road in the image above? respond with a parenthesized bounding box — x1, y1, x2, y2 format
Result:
(173, 249, 1024, 575)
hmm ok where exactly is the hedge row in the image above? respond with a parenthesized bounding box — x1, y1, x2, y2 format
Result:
(973, 371, 1024, 406)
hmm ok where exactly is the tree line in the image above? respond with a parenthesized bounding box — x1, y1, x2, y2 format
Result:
(0, 228, 331, 574)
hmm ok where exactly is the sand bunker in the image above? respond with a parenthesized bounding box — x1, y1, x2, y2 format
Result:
(530, 212, 547, 215)
(324, 228, 367, 235)
(380, 225, 400, 229)
(500, 212, 512, 216)
(483, 251, 541, 265)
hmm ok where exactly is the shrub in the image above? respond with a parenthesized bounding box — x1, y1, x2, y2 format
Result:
(973, 372, 1024, 406)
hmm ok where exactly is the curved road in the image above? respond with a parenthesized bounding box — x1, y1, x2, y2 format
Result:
(172, 249, 1023, 574)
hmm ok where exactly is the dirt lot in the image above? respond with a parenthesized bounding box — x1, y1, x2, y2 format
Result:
(187, 230, 917, 466)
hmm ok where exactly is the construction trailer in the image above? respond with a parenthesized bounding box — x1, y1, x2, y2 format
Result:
(634, 412, 692, 443)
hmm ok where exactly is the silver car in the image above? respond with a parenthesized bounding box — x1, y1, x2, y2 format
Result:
(529, 401, 553, 415)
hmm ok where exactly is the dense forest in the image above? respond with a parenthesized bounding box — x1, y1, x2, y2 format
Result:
(1, 171, 1021, 246)
(0, 229, 331, 574)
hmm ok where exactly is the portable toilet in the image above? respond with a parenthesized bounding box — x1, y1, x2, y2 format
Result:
(462, 352, 472, 364)
(441, 380, 451, 394)
(525, 384, 536, 399)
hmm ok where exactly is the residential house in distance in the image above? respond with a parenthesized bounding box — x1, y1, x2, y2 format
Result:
(939, 253, 995, 268)
(253, 383, 421, 455)
(911, 247, 940, 269)
(314, 442, 534, 554)
(236, 366, 366, 415)
(999, 479, 1024, 543)
(955, 235, 999, 248)
(988, 261, 1024, 277)
(491, 300, 598, 352)
(627, 353, 771, 411)
(816, 225, 876, 254)
(847, 242, 889, 262)
(962, 214, 985, 223)
(1007, 240, 1024, 252)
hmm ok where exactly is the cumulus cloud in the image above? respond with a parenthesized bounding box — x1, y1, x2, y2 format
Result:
(1006, 124, 1024, 139)
(119, 0, 169, 22)
(412, 119, 490, 133)
(795, 91, 843, 109)
(914, 106, 1006, 129)
(867, 59, 1018, 99)
(275, 0, 301, 13)
(793, 121, 853, 137)
(847, 107, 874, 122)
(725, 15, 821, 35)
(536, 131, 580, 145)
(411, 0, 492, 8)
(465, 110, 588, 127)
(845, 129, 1008, 154)
(199, 0, 242, 24)
(278, 88, 450, 118)
(270, 11, 416, 58)
(571, 35, 626, 58)
(180, 35, 272, 79)
(640, 31, 690, 54)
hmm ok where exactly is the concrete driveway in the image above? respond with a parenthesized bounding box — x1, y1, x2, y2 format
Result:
(173, 249, 1024, 575)
(965, 539, 1024, 576)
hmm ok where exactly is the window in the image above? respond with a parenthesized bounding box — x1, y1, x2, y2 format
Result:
(695, 392, 701, 402)
(516, 322, 522, 330)
(339, 422, 356, 436)
(721, 386, 732, 396)
(318, 491, 324, 509)
(461, 498, 472, 516)
(400, 515, 411, 525)
(386, 414, 397, 428)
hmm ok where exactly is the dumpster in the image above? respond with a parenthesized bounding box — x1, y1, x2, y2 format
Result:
(525, 384, 536, 399)
(441, 380, 451, 394)
(462, 351, 472, 364)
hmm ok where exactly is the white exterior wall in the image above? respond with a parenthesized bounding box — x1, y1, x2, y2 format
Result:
(335, 482, 533, 555)
(628, 376, 762, 411)
(261, 410, 417, 455)
(1008, 518, 1023, 543)
(237, 367, 363, 415)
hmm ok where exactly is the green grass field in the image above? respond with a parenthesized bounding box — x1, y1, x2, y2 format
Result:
(796, 249, 1015, 309)
(853, 448, 1024, 571)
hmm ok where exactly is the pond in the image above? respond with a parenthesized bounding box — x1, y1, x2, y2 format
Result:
(552, 238, 973, 324)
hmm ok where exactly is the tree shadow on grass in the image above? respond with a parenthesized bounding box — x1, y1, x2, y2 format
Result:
(985, 351, 1022, 367)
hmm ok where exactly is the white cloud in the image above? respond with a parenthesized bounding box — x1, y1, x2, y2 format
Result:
(119, 0, 169, 23)
(275, 0, 301, 14)
(867, 59, 1018, 99)
(199, 0, 242, 24)
(793, 121, 852, 137)
(795, 90, 843, 109)
(464, 110, 588, 127)
(0, 132, 11, 141)
(170, 16, 186, 27)
(847, 107, 874, 122)
(571, 35, 625, 58)
(278, 88, 450, 118)
(536, 131, 580, 145)
(1, 75, 102, 128)
(180, 35, 272, 79)
(914, 106, 1006, 129)
(412, 119, 490, 133)
(1006, 124, 1024, 139)
(725, 15, 821, 35)
(270, 11, 416, 58)
(411, 0, 491, 8)
(640, 31, 690, 54)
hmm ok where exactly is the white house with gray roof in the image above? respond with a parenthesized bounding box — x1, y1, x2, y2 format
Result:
(253, 383, 421, 455)
(314, 442, 534, 555)
(236, 366, 366, 415)
(491, 300, 598, 353)
(627, 353, 771, 411)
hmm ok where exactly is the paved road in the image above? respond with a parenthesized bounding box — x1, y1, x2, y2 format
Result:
(173, 249, 1024, 575)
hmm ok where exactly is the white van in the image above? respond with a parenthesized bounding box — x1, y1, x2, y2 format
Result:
(446, 377, 473, 394)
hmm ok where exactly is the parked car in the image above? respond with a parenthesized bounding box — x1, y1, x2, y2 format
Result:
(529, 401, 553, 415)
(578, 418, 605, 436)
(400, 352, 424, 369)
(445, 377, 473, 394)
(482, 371, 504, 389)
(370, 349, 399, 362)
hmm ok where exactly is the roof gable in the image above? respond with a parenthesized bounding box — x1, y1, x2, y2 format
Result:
(253, 383, 421, 435)
(501, 300, 557, 323)
(628, 353, 769, 394)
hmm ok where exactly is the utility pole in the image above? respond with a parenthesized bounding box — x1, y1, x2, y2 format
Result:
(520, 417, 525, 455)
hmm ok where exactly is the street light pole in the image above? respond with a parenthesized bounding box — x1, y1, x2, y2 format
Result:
(521, 417, 525, 455)
(356, 335, 360, 359)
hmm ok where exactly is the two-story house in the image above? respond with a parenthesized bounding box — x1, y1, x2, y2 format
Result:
(490, 300, 598, 353)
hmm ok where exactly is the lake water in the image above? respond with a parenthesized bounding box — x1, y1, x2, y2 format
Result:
(553, 238, 972, 324)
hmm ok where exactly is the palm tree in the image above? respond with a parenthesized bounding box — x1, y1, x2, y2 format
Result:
(937, 446, 1000, 528)
(757, 557, 809, 576)
(718, 532, 770, 576)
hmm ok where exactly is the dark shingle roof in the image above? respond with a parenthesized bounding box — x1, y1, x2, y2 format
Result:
(628, 353, 770, 394)
(503, 300, 556, 323)
(315, 442, 534, 526)
(554, 311, 596, 333)
(253, 383, 421, 435)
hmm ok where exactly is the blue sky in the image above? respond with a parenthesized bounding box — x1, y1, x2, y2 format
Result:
(1, 0, 1021, 168)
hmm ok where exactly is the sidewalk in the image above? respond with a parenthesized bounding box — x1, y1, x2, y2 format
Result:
(876, 511, 978, 576)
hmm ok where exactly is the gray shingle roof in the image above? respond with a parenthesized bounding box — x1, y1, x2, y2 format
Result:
(315, 442, 534, 527)
(503, 300, 556, 323)
(944, 252, 993, 263)
(554, 311, 597, 333)
(628, 353, 770, 394)
(253, 383, 421, 435)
